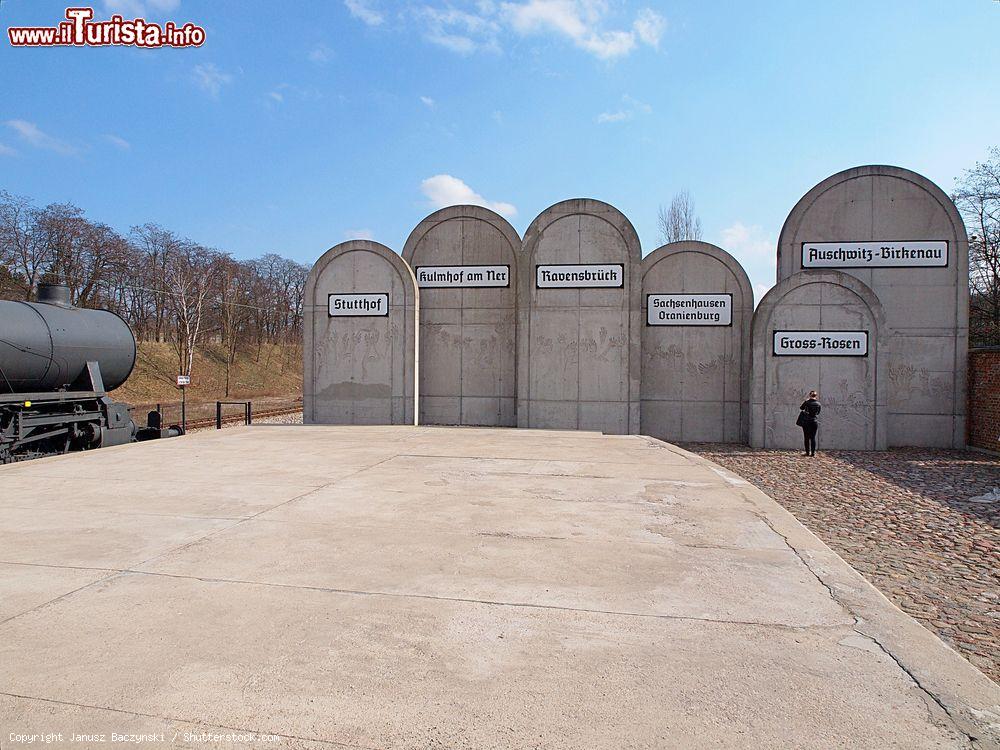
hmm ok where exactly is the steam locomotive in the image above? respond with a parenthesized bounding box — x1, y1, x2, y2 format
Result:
(0, 283, 181, 464)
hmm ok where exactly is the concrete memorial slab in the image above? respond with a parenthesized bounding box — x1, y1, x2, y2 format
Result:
(402, 205, 520, 426)
(777, 165, 969, 448)
(0, 427, 997, 748)
(751, 271, 888, 450)
(518, 199, 641, 434)
(641, 241, 753, 442)
(303, 240, 418, 425)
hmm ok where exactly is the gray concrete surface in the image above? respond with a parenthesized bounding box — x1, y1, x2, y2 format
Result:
(751, 271, 889, 450)
(641, 241, 753, 443)
(518, 199, 641, 434)
(402, 206, 520, 427)
(777, 165, 969, 448)
(1, 426, 998, 749)
(303, 240, 418, 425)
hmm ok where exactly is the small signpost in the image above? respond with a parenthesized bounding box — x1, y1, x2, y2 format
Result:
(176, 374, 190, 432)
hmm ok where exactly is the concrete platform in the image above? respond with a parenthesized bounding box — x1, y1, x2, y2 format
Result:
(0, 426, 997, 749)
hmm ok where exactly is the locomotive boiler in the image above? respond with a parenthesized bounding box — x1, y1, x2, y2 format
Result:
(0, 283, 179, 463)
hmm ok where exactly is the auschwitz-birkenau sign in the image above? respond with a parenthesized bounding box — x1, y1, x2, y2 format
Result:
(402, 205, 520, 427)
(304, 240, 417, 426)
(535, 264, 624, 288)
(778, 165, 969, 448)
(640, 242, 752, 444)
(801, 241, 948, 269)
(772, 330, 868, 356)
(328, 293, 389, 317)
(518, 199, 641, 434)
(647, 293, 732, 326)
(415, 265, 510, 288)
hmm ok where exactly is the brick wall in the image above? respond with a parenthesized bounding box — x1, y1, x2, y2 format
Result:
(968, 348, 1000, 452)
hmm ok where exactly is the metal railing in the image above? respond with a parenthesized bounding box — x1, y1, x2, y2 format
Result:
(216, 400, 252, 429)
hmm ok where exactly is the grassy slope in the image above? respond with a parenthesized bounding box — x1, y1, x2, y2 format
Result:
(112, 342, 302, 411)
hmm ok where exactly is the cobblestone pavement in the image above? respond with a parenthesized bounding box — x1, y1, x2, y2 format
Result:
(684, 444, 1000, 684)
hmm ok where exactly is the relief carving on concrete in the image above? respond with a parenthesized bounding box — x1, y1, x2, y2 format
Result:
(303, 240, 418, 425)
(750, 271, 887, 450)
(402, 205, 519, 426)
(640, 241, 753, 443)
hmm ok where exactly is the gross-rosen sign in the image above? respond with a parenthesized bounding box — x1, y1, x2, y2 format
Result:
(536, 264, 624, 289)
(647, 294, 732, 326)
(773, 330, 869, 357)
(801, 241, 948, 269)
(328, 293, 389, 317)
(415, 265, 510, 288)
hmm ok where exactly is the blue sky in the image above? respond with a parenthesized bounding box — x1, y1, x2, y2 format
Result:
(2, 0, 998, 298)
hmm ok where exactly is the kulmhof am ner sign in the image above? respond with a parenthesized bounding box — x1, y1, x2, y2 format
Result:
(801, 241, 948, 268)
(773, 330, 869, 356)
(647, 294, 732, 326)
(536, 264, 623, 289)
(415, 265, 510, 288)
(328, 293, 389, 317)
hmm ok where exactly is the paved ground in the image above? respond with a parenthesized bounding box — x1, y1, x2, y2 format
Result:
(687, 445, 1000, 685)
(1, 427, 998, 749)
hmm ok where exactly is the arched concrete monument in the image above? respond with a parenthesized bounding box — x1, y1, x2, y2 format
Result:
(303, 240, 418, 425)
(777, 165, 969, 447)
(517, 199, 641, 434)
(402, 205, 519, 426)
(751, 271, 887, 450)
(641, 241, 753, 442)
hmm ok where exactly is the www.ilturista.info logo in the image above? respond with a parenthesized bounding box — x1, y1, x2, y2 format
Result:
(8, 7, 205, 48)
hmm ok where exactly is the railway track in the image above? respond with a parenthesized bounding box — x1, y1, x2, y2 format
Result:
(183, 404, 303, 431)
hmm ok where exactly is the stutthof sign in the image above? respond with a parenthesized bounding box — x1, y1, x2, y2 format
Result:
(773, 330, 869, 357)
(801, 241, 948, 268)
(416, 265, 510, 288)
(536, 264, 623, 289)
(647, 294, 732, 326)
(176, 375, 191, 386)
(328, 293, 389, 317)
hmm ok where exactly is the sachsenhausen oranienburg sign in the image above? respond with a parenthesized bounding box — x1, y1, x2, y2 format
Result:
(801, 241, 948, 268)
(647, 294, 732, 326)
(535, 264, 624, 289)
(415, 265, 510, 288)
(328, 293, 389, 317)
(773, 330, 869, 356)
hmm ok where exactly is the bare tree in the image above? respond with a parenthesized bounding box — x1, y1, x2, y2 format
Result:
(164, 242, 221, 378)
(953, 148, 1000, 346)
(0, 191, 51, 299)
(657, 190, 703, 245)
(215, 255, 255, 396)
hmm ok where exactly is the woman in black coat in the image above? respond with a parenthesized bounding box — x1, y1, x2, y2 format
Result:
(798, 390, 821, 456)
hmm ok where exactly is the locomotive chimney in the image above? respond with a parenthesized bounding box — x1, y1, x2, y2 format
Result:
(36, 282, 73, 307)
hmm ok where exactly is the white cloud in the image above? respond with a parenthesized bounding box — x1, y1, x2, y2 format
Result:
(721, 222, 774, 258)
(420, 96, 436, 108)
(103, 0, 180, 15)
(267, 90, 284, 103)
(308, 44, 334, 63)
(719, 222, 777, 305)
(345, 0, 385, 26)
(596, 94, 650, 124)
(344, 228, 376, 240)
(104, 133, 131, 150)
(5, 120, 77, 155)
(0, 143, 17, 157)
(347, 1, 664, 60)
(416, 5, 501, 54)
(500, 1, 664, 60)
(420, 174, 517, 218)
(192, 63, 233, 98)
(633, 7, 665, 47)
